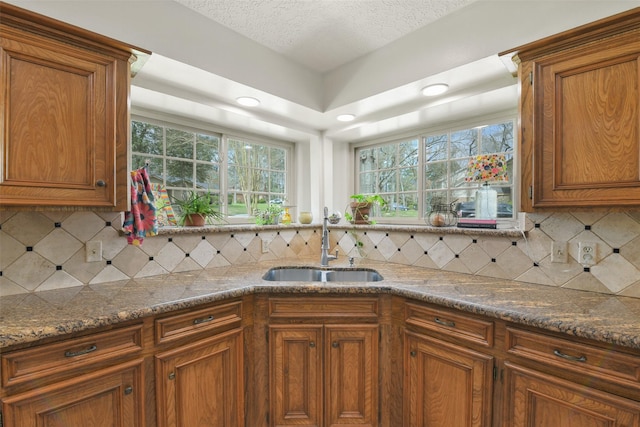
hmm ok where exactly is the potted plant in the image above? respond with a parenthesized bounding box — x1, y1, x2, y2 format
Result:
(254, 204, 284, 225)
(172, 191, 223, 226)
(345, 193, 387, 224)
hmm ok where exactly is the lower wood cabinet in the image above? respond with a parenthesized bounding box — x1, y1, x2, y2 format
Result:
(2, 359, 144, 427)
(404, 331, 494, 427)
(155, 328, 244, 427)
(5, 294, 640, 427)
(269, 324, 378, 427)
(504, 362, 640, 427)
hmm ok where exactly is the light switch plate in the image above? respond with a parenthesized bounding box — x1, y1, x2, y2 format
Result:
(551, 241, 568, 263)
(86, 241, 102, 262)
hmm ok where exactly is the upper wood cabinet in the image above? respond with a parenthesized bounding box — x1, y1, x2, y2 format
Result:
(502, 8, 640, 211)
(0, 2, 149, 209)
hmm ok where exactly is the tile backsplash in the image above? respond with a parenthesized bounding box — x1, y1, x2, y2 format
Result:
(2, 210, 640, 299)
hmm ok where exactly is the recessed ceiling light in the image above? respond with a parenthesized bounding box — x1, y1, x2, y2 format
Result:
(236, 96, 260, 107)
(337, 114, 355, 122)
(421, 83, 449, 97)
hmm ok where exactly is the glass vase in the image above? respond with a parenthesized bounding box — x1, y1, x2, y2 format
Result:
(475, 183, 497, 219)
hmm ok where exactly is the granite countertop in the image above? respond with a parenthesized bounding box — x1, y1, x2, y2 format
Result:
(2, 258, 640, 351)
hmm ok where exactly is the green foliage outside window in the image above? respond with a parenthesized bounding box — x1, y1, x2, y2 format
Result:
(131, 120, 288, 222)
(355, 119, 515, 221)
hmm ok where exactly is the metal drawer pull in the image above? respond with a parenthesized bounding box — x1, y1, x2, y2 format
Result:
(309, 342, 316, 348)
(193, 315, 215, 325)
(168, 372, 176, 380)
(410, 350, 417, 357)
(553, 349, 587, 363)
(434, 317, 455, 328)
(64, 344, 97, 358)
(124, 386, 133, 395)
(96, 180, 107, 187)
(332, 341, 339, 348)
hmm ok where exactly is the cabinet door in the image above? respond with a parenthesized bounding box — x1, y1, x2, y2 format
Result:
(0, 24, 129, 208)
(270, 325, 323, 427)
(517, 19, 640, 210)
(404, 332, 493, 427)
(325, 325, 378, 427)
(1, 359, 143, 427)
(504, 362, 640, 427)
(155, 329, 244, 427)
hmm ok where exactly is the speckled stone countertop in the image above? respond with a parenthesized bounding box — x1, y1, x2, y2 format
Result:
(1, 258, 640, 350)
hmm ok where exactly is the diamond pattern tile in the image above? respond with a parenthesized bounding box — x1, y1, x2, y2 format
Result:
(3, 212, 54, 246)
(3, 210, 640, 299)
(4, 252, 55, 291)
(35, 229, 83, 265)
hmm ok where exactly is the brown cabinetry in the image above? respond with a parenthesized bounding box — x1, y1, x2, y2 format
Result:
(153, 299, 245, 427)
(403, 303, 494, 427)
(503, 8, 640, 210)
(503, 325, 640, 426)
(268, 297, 379, 427)
(1, 324, 145, 427)
(155, 328, 245, 427)
(404, 332, 494, 427)
(2, 359, 144, 427)
(0, 3, 149, 209)
(504, 363, 640, 427)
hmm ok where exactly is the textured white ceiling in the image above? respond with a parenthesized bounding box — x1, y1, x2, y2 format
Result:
(174, 0, 477, 72)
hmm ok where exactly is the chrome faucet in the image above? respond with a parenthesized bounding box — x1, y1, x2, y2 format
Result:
(321, 206, 338, 266)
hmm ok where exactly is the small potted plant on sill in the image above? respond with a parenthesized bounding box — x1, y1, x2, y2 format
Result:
(172, 191, 224, 226)
(345, 193, 387, 224)
(254, 204, 284, 225)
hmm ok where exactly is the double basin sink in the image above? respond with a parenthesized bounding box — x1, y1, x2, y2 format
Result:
(262, 266, 383, 282)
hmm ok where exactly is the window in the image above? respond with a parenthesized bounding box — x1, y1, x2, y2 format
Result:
(354, 118, 515, 222)
(131, 118, 290, 221)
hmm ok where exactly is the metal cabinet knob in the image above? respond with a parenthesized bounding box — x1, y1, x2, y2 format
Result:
(96, 180, 106, 187)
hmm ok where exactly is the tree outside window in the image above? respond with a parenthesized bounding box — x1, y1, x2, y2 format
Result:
(131, 119, 288, 220)
(355, 119, 515, 221)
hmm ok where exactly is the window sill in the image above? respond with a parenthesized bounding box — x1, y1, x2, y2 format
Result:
(155, 222, 525, 238)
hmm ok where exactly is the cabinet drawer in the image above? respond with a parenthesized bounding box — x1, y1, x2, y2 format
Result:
(269, 297, 378, 319)
(404, 303, 494, 347)
(506, 327, 640, 387)
(1, 324, 143, 388)
(155, 300, 242, 344)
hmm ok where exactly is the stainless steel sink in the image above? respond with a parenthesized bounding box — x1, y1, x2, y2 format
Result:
(262, 267, 383, 282)
(261, 267, 324, 282)
(324, 269, 383, 282)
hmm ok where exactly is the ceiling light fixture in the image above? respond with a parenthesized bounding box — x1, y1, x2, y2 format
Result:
(236, 96, 260, 107)
(421, 83, 449, 97)
(337, 114, 356, 122)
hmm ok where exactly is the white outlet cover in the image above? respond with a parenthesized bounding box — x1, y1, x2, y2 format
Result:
(578, 241, 597, 266)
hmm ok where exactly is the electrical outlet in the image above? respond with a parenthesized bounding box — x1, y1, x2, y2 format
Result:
(261, 239, 269, 253)
(578, 241, 597, 266)
(551, 241, 568, 263)
(86, 241, 102, 262)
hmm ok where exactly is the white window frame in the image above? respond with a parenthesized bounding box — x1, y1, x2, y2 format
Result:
(352, 113, 518, 226)
(130, 113, 295, 224)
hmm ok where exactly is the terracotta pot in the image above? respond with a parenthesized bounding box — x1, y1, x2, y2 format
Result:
(350, 202, 371, 224)
(184, 214, 205, 226)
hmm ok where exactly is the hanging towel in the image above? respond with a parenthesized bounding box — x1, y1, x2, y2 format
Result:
(123, 167, 157, 245)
